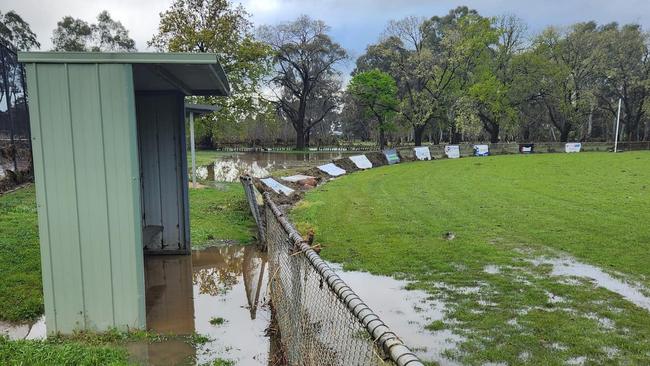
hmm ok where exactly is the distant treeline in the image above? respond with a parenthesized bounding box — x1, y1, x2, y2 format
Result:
(3, 5, 649, 150)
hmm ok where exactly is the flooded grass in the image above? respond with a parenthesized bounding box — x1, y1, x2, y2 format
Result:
(292, 152, 650, 364)
(330, 263, 461, 365)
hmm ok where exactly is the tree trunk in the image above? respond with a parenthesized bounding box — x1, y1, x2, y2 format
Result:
(488, 124, 499, 143)
(450, 125, 462, 144)
(560, 126, 570, 142)
(413, 125, 426, 146)
(295, 127, 306, 150)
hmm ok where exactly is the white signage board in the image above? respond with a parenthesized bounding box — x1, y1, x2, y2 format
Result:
(473, 144, 489, 157)
(318, 163, 346, 177)
(445, 145, 461, 159)
(281, 174, 315, 183)
(414, 146, 432, 161)
(349, 155, 373, 169)
(261, 178, 294, 196)
(565, 143, 582, 153)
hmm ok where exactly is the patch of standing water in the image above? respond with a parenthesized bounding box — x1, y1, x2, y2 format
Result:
(530, 257, 650, 312)
(195, 151, 348, 182)
(483, 264, 501, 274)
(328, 263, 462, 365)
(128, 245, 271, 366)
(0, 316, 45, 340)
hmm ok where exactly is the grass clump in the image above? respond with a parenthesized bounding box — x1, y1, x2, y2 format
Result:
(189, 183, 256, 248)
(209, 317, 226, 326)
(0, 336, 131, 366)
(292, 152, 650, 364)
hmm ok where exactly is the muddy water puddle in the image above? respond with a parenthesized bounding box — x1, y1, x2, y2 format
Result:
(130, 245, 271, 365)
(195, 152, 349, 182)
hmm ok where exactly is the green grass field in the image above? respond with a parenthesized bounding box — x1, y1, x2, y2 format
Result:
(292, 151, 650, 365)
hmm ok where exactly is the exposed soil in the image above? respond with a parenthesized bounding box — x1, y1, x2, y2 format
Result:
(365, 151, 389, 167)
(331, 157, 359, 173)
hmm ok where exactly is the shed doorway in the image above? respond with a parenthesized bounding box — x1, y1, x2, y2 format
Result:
(136, 93, 190, 254)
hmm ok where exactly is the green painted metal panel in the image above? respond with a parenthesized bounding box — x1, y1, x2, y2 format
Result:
(25, 63, 57, 332)
(19, 52, 221, 64)
(98, 64, 145, 329)
(24, 62, 145, 334)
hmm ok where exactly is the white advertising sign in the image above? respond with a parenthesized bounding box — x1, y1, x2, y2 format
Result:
(445, 145, 461, 159)
(281, 174, 315, 183)
(473, 144, 489, 157)
(414, 146, 432, 161)
(349, 155, 373, 169)
(318, 163, 346, 177)
(261, 178, 294, 196)
(565, 142, 582, 153)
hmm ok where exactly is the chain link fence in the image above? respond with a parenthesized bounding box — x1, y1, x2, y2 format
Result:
(241, 176, 423, 366)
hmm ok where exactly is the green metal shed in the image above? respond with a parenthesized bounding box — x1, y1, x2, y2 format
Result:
(18, 52, 230, 335)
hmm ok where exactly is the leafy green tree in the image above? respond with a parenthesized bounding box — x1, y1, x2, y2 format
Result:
(150, 0, 271, 146)
(359, 8, 497, 145)
(52, 16, 92, 51)
(0, 10, 40, 50)
(422, 7, 499, 143)
(258, 15, 347, 149)
(348, 69, 399, 148)
(520, 23, 601, 142)
(92, 11, 136, 51)
(52, 11, 135, 52)
(459, 15, 525, 142)
(595, 23, 650, 141)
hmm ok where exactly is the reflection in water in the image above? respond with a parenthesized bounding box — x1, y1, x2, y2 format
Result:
(196, 152, 347, 182)
(129, 245, 270, 366)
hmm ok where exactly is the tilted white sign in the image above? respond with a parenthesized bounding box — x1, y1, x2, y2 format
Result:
(349, 155, 373, 169)
(473, 144, 489, 157)
(281, 174, 315, 183)
(414, 146, 432, 161)
(565, 143, 582, 153)
(445, 145, 460, 159)
(261, 178, 294, 196)
(318, 163, 346, 177)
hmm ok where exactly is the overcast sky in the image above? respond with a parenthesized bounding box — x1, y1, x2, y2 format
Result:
(5, 0, 649, 62)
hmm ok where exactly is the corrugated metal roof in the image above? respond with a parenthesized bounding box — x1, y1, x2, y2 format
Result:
(18, 52, 230, 96)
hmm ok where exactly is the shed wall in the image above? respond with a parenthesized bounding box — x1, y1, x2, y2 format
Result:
(25, 62, 145, 334)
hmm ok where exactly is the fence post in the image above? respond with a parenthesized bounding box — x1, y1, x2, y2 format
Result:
(239, 175, 266, 245)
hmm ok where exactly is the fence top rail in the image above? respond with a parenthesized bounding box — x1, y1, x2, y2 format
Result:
(262, 191, 425, 366)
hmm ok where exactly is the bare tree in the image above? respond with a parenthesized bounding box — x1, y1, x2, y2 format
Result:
(258, 15, 347, 149)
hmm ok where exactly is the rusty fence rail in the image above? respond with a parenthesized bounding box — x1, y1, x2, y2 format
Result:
(240, 176, 423, 366)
